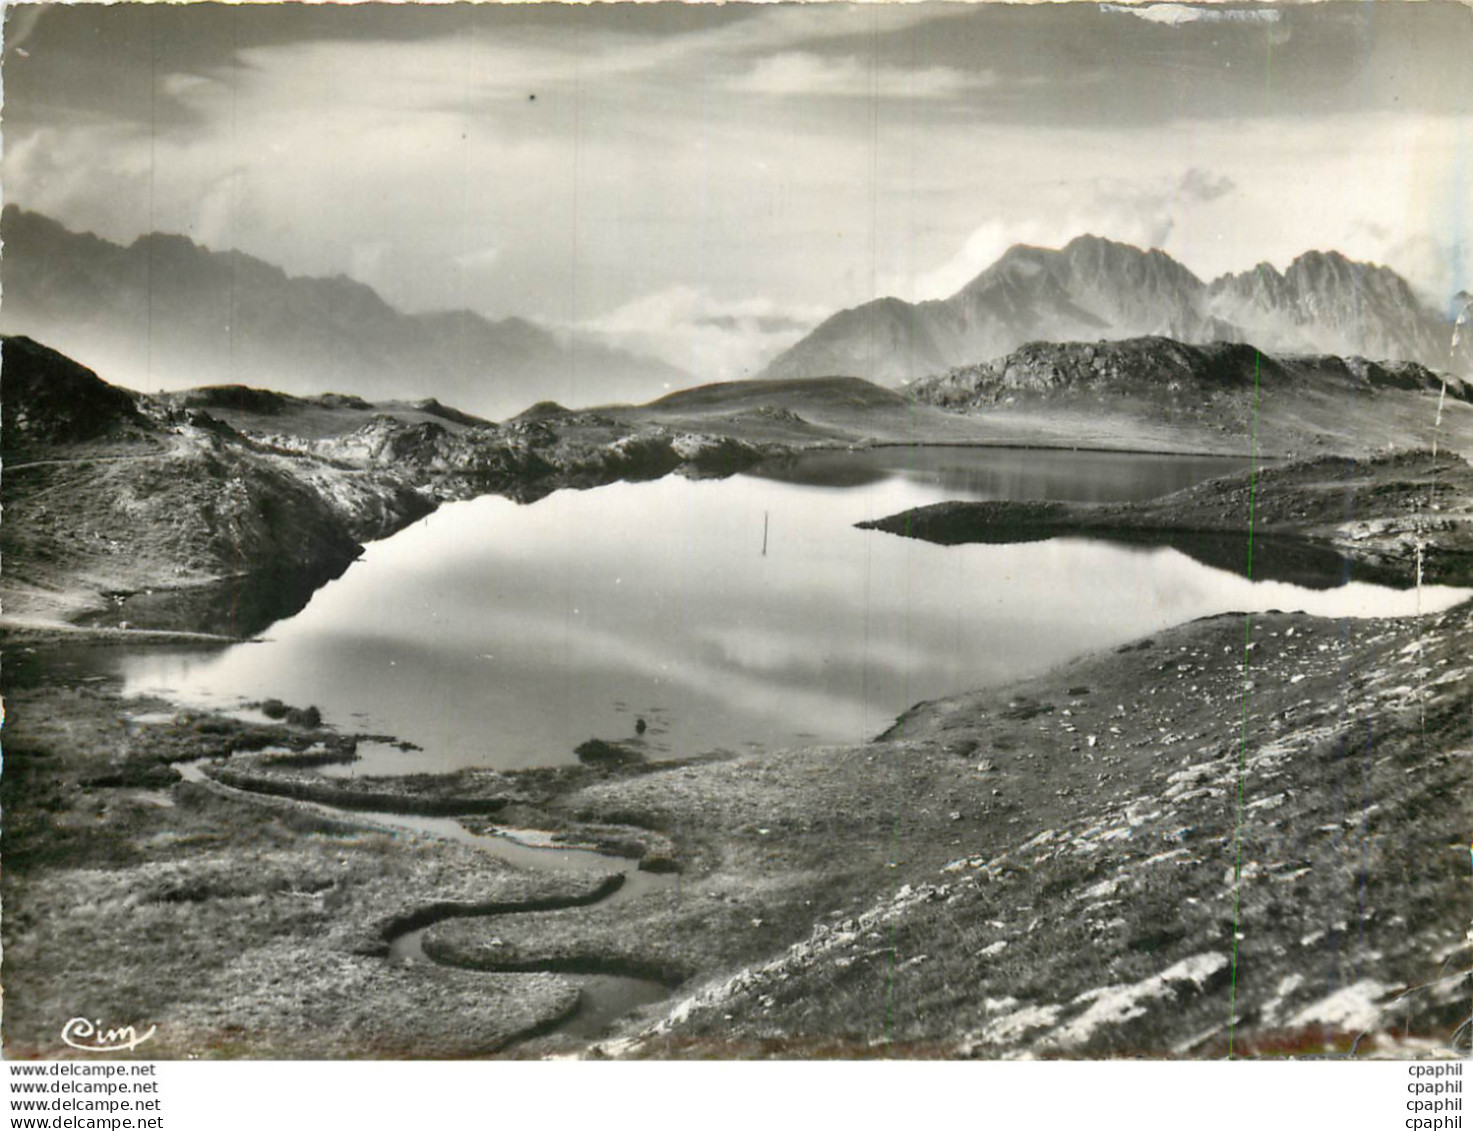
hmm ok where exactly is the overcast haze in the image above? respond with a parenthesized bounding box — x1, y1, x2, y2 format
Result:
(4, 1, 1472, 379)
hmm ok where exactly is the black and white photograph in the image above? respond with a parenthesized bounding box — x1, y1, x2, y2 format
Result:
(2, 0, 1471, 1075)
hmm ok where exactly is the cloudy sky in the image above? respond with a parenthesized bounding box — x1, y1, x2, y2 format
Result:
(5, 1, 1472, 378)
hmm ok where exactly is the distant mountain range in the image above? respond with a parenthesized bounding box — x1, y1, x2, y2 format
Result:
(759, 234, 1471, 383)
(0, 207, 690, 421)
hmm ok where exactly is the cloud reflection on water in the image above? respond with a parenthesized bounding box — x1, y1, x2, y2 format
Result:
(117, 451, 1470, 771)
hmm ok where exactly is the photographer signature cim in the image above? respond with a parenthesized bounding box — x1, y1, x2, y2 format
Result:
(60, 1017, 157, 1053)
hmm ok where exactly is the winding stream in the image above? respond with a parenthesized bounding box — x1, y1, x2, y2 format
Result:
(370, 812, 678, 1038)
(175, 759, 677, 1040)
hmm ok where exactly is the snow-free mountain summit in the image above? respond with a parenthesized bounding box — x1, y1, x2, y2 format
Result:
(760, 235, 1471, 384)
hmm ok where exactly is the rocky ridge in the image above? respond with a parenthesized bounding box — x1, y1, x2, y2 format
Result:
(0, 336, 779, 635)
(911, 338, 1468, 411)
(903, 337, 1473, 461)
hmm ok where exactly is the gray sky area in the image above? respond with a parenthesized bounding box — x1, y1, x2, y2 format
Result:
(5, 1, 1472, 376)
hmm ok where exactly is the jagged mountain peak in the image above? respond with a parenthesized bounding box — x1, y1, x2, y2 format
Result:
(1204, 246, 1455, 365)
(1286, 247, 1376, 271)
(1282, 248, 1404, 288)
(1059, 233, 1185, 270)
(965, 235, 1194, 290)
(761, 233, 1468, 382)
(129, 228, 205, 255)
(983, 241, 1054, 270)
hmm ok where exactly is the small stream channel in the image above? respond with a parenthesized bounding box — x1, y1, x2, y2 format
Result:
(175, 759, 677, 1040)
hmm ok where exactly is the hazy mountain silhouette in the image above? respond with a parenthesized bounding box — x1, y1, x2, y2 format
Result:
(0, 206, 690, 421)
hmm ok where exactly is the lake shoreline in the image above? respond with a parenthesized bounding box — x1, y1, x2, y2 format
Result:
(860, 449, 1473, 589)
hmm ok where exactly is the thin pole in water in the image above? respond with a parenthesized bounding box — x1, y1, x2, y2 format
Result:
(762, 511, 769, 557)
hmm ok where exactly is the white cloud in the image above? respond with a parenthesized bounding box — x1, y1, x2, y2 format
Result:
(1340, 229, 1471, 309)
(877, 117, 1473, 312)
(1100, 4, 1281, 28)
(1178, 167, 1235, 204)
(582, 286, 825, 381)
(1197, 113, 1473, 302)
(732, 52, 995, 100)
(452, 245, 502, 270)
(893, 219, 1065, 303)
(887, 170, 1234, 302)
(349, 240, 393, 290)
(160, 72, 227, 101)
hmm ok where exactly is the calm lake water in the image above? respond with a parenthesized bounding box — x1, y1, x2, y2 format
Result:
(115, 448, 1469, 773)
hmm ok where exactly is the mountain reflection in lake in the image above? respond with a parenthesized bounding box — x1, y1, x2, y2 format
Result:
(116, 448, 1469, 773)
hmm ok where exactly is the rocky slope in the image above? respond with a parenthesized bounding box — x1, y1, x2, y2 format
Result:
(905, 337, 1473, 461)
(600, 601, 1472, 1058)
(0, 207, 689, 420)
(0, 334, 151, 451)
(761, 235, 1470, 383)
(0, 336, 776, 636)
(913, 338, 1467, 412)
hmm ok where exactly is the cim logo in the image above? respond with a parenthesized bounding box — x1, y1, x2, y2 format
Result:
(60, 1017, 158, 1053)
